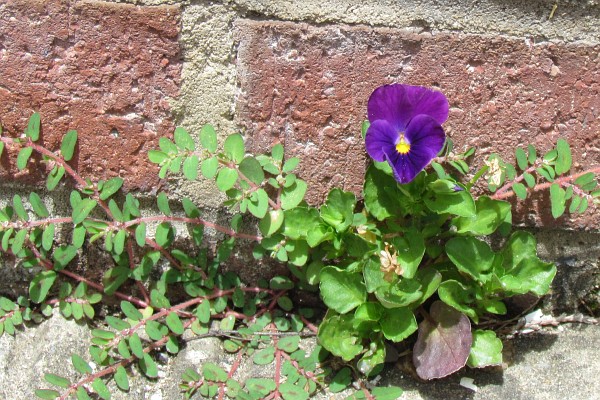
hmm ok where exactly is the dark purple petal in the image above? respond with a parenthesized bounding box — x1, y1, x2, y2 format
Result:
(404, 114, 446, 161)
(365, 120, 399, 162)
(367, 84, 449, 128)
(367, 84, 413, 130)
(383, 148, 419, 184)
(404, 86, 449, 125)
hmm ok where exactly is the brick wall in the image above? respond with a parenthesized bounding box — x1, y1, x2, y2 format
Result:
(1, 0, 599, 228)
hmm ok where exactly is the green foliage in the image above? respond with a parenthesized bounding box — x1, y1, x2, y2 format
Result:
(0, 114, 598, 400)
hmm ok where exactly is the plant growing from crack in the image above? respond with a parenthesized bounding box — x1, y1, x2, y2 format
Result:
(0, 83, 599, 399)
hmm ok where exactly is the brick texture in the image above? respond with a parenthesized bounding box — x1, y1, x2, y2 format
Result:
(235, 20, 600, 229)
(0, 0, 181, 191)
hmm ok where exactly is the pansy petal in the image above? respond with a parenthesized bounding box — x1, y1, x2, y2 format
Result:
(404, 114, 446, 161)
(382, 148, 418, 184)
(404, 85, 450, 125)
(367, 84, 413, 130)
(365, 119, 399, 162)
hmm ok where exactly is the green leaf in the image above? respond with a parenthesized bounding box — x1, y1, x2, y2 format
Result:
(72, 199, 97, 224)
(330, 367, 352, 393)
(281, 180, 307, 210)
(216, 167, 239, 191)
(140, 353, 158, 378)
(500, 231, 557, 296)
(0, 141, 4, 158)
(112, 229, 127, 255)
(29, 271, 57, 303)
(182, 155, 199, 180)
(75, 387, 92, 400)
(174, 126, 195, 151)
(445, 236, 494, 282)
(370, 386, 403, 400)
(135, 223, 147, 247)
(114, 365, 130, 391)
(282, 157, 300, 173)
(72, 354, 92, 374)
(380, 307, 418, 342)
(550, 183, 566, 218)
(99, 177, 123, 200)
(527, 144, 537, 165)
(259, 209, 284, 237)
(454, 196, 511, 235)
(121, 301, 143, 321)
(91, 378, 111, 400)
(248, 188, 269, 218)
(424, 180, 476, 217)
(245, 378, 276, 398)
(320, 189, 356, 232)
(279, 382, 309, 400)
(224, 133, 245, 163)
(11, 229, 27, 255)
(129, 333, 144, 358)
(61, 130, 78, 161)
(34, 389, 60, 400)
(16, 147, 33, 170)
(319, 267, 367, 314)
(512, 182, 527, 200)
(53, 245, 78, 269)
(253, 346, 275, 365)
(26, 112, 41, 141)
(154, 222, 174, 247)
(150, 289, 171, 308)
(523, 173, 536, 188)
(575, 172, 595, 187)
(195, 300, 211, 324)
(515, 147, 528, 170)
(363, 164, 404, 220)
(277, 335, 301, 353)
(44, 373, 70, 389)
(203, 362, 229, 382)
(201, 156, 219, 179)
(148, 150, 167, 164)
(12, 194, 28, 221)
(106, 315, 129, 331)
(392, 228, 425, 279)
(47, 166, 65, 191)
(166, 311, 184, 335)
(29, 192, 49, 218)
(239, 156, 265, 185)
(200, 124, 218, 153)
(317, 313, 363, 361)
(555, 138, 572, 174)
(157, 192, 172, 216)
(438, 280, 478, 322)
(467, 329, 503, 368)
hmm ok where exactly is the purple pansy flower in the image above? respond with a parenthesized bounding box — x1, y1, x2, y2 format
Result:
(365, 84, 449, 183)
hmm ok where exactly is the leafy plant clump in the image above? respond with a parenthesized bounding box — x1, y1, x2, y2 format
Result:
(1, 87, 599, 399)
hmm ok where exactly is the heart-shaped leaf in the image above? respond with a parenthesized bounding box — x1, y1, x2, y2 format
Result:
(413, 301, 472, 380)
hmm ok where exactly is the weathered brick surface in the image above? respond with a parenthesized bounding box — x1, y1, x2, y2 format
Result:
(235, 20, 600, 229)
(0, 0, 181, 191)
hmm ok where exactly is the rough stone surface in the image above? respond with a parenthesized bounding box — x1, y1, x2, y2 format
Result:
(1, 312, 599, 399)
(0, 0, 181, 191)
(235, 20, 600, 228)
(232, 0, 600, 44)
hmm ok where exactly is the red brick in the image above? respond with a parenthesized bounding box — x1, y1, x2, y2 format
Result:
(0, 0, 181, 191)
(235, 21, 600, 229)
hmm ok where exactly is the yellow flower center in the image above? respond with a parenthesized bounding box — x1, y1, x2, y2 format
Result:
(395, 134, 410, 154)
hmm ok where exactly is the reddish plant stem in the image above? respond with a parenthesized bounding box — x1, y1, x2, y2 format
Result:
(126, 237, 150, 305)
(280, 352, 322, 386)
(218, 350, 244, 400)
(299, 314, 319, 334)
(59, 319, 195, 400)
(492, 166, 600, 201)
(125, 215, 262, 242)
(26, 243, 149, 308)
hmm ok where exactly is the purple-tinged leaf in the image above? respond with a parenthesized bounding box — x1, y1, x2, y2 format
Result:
(413, 301, 472, 380)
